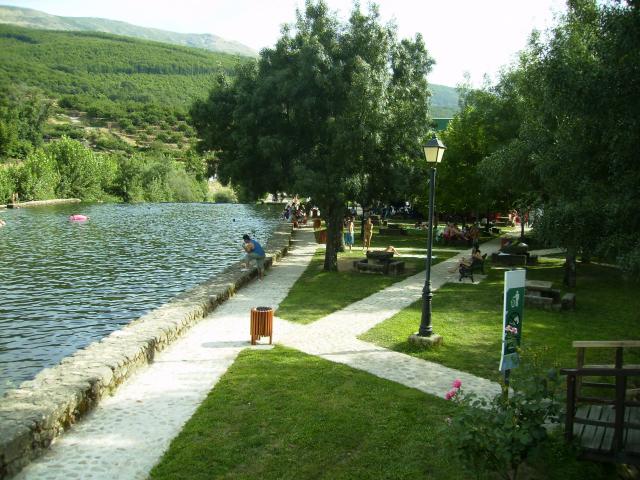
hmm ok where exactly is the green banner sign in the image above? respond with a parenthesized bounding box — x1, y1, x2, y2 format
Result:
(500, 269, 526, 372)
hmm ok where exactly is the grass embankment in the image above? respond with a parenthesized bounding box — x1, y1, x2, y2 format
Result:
(276, 226, 459, 324)
(150, 346, 612, 480)
(360, 257, 640, 382)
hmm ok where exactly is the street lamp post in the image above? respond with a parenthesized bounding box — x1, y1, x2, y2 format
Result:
(410, 134, 446, 347)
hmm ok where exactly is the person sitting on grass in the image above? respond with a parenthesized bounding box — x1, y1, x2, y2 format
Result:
(242, 234, 266, 280)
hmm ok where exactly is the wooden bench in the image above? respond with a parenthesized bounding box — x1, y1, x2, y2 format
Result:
(458, 254, 487, 283)
(561, 341, 640, 465)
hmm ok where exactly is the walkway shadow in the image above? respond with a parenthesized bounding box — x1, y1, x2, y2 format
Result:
(201, 341, 248, 349)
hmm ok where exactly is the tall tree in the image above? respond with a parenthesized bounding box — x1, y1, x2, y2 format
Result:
(191, 0, 434, 270)
(469, 0, 640, 284)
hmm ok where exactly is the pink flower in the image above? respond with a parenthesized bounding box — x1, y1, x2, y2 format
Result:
(452, 379, 462, 389)
(445, 389, 458, 400)
(505, 325, 518, 335)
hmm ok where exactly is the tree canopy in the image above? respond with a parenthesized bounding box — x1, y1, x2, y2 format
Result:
(440, 0, 640, 280)
(191, 0, 435, 270)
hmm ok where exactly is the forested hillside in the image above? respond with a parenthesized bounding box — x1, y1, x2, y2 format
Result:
(0, 5, 256, 56)
(0, 24, 244, 123)
(430, 84, 459, 117)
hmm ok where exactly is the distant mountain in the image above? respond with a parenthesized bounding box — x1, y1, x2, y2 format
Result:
(430, 84, 459, 118)
(0, 5, 257, 57)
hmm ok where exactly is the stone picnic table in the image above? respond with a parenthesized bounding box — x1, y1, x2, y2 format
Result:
(525, 280, 554, 292)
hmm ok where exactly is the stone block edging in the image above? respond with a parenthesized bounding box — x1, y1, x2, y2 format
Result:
(6, 199, 81, 209)
(0, 221, 292, 479)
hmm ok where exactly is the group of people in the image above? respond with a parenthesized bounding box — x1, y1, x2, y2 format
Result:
(282, 199, 322, 229)
(441, 222, 480, 244)
(342, 216, 374, 252)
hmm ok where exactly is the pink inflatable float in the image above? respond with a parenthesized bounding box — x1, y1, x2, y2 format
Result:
(69, 214, 88, 222)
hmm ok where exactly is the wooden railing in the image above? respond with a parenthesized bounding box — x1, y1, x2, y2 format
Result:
(561, 341, 640, 464)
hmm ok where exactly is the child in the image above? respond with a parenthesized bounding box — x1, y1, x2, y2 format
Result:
(242, 234, 266, 279)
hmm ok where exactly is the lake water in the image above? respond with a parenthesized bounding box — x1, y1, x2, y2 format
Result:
(0, 203, 281, 396)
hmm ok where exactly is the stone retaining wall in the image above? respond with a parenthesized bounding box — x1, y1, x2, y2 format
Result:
(0, 222, 293, 479)
(7, 199, 81, 209)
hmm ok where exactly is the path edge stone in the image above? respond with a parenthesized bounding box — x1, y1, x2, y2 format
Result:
(0, 221, 293, 480)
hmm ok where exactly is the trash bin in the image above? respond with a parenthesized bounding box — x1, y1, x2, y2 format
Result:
(250, 306, 273, 345)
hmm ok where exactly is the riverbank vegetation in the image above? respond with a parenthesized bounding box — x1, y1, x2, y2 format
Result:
(0, 137, 209, 203)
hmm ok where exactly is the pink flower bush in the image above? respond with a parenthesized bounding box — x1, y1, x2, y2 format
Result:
(452, 379, 462, 389)
(445, 388, 459, 400)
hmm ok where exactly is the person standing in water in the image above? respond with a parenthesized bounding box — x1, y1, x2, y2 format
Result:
(242, 234, 266, 279)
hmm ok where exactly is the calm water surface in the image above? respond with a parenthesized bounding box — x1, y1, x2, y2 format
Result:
(0, 203, 281, 395)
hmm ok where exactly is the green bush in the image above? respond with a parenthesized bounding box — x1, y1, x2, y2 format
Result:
(213, 184, 238, 203)
(167, 169, 206, 202)
(444, 365, 562, 480)
(15, 149, 60, 200)
(113, 153, 147, 202)
(49, 137, 105, 200)
(0, 165, 16, 203)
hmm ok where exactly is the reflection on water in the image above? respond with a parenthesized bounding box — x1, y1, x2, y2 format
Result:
(0, 203, 280, 395)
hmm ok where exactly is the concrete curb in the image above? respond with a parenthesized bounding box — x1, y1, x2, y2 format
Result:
(5, 199, 81, 209)
(0, 221, 293, 479)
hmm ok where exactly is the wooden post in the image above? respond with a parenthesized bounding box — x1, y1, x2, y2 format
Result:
(566, 374, 576, 442)
(613, 372, 626, 453)
(576, 347, 585, 400)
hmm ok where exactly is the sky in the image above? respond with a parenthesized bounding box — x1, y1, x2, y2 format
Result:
(2, 0, 567, 87)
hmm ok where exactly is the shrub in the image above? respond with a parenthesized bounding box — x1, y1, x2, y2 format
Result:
(444, 366, 563, 480)
(0, 165, 16, 203)
(49, 137, 104, 200)
(15, 148, 60, 200)
(213, 184, 238, 203)
(166, 169, 206, 202)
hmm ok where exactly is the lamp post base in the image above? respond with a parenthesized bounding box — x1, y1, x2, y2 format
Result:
(408, 333, 443, 348)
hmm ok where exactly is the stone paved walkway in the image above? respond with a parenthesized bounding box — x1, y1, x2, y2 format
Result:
(16, 230, 504, 480)
(277, 236, 504, 400)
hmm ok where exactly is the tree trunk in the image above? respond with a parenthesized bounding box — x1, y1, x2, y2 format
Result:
(323, 205, 344, 271)
(564, 250, 577, 288)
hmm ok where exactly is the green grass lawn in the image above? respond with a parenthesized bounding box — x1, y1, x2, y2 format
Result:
(360, 258, 640, 383)
(276, 227, 458, 324)
(150, 346, 613, 480)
